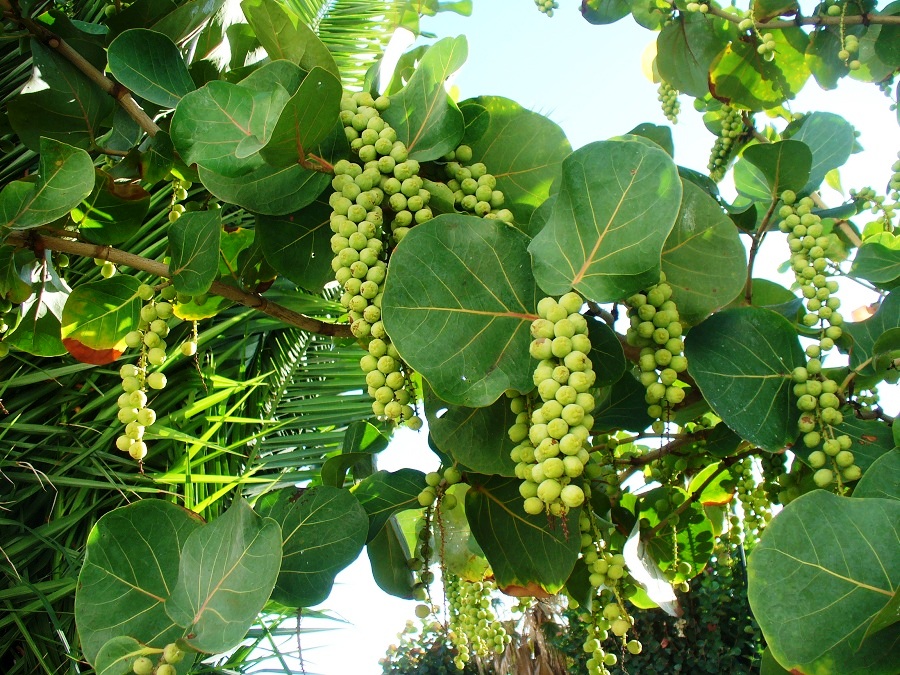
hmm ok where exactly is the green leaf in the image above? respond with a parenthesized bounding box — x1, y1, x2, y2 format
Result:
(382, 214, 539, 407)
(806, 27, 847, 90)
(854, 450, 899, 501)
(0, 246, 33, 304)
(587, 316, 626, 387)
(465, 475, 580, 595)
(367, 517, 415, 599)
(108, 29, 195, 109)
(851, 234, 900, 285)
(168, 210, 222, 295)
(581, 0, 631, 24)
(0, 138, 94, 229)
(844, 291, 900, 377)
(872, 326, 900, 371)
(740, 140, 812, 199)
(7, 41, 113, 151)
(75, 170, 151, 245)
(661, 181, 747, 324)
(748, 490, 900, 675)
(5, 264, 69, 357)
(465, 96, 572, 224)
(459, 100, 489, 145)
(874, 2, 900, 66)
(240, 0, 340, 80)
(786, 112, 856, 195)
(259, 67, 343, 168)
(142, 131, 176, 185)
(61, 276, 141, 365)
(237, 59, 305, 96)
(685, 307, 806, 452)
(94, 637, 155, 675)
(425, 384, 518, 477)
(656, 12, 729, 98)
(760, 647, 793, 675)
(353, 469, 426, 542)
(199, 160, 331, 216)
(709, 29, 810, 111)
(626, 122, 674, 157)
(639, 486, 715, 582)
(255, 486, 368, 608)
(687, 462, 736, 506)
(321, 422, 388, 487)
(382, 35, 467, 161)
(171, 80, 290, 176)
(529, 137, 682, 301)
(75, 500, 203, 664)
(165, 498, 282, 654)
(754, 0, 799, 20)
(151, 0, 227, 45)
(593, 372, 654, 433)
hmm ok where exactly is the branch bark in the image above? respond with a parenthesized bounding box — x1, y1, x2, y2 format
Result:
(5, 231, 354, 338)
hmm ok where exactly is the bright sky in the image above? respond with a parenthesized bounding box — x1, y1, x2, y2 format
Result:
(263, 3, 900, 673)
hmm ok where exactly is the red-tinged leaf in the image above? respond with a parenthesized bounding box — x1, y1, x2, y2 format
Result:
(61, 276, 141, 365)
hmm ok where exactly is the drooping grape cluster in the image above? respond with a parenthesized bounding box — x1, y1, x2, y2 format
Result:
(443, 147, 514, 223)
(624, 274, 687, 433)
(778, 191, 861, 488)
(734, 457, 770, 538)
(657, 81, 680, 124)
(417, 465, 462, 509)
(578, 587, 642, 675)
(166, 176, 191, 224)
(837, 30, 860, 71)
(707, 105, 744, 182)
(511, 292, 597, 516)
(444, 574, 509, 669)
(130, 641, 184, 675)
(333, 91, 423, 428)
(533, 0, 558, 17)
(755, 31, 777, 60)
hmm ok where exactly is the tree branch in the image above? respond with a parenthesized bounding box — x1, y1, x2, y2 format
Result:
(5, 231, 354, 338)
(10, 13, 160, 137)
(743, 197, 780, 305)
(708, 6, 900, 29)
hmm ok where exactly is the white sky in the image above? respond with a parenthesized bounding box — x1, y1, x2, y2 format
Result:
(266, 4, 900, 673)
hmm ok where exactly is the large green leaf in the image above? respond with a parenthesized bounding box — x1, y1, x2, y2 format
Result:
(785, 112, 856, 195)
(199, 161, 330, 216)
(748, 490, 900, 674)
(685, 307, 805, 452)
(171, 80, 290, 177)
(7, 41, 113, 151)
(854, 450, 899, 501)
(736, 140, 812, 200)
(844, 291, 900, 377)
(0, 138, 94, 229)
(709, 29, 810, 111)
(851, 235, 900, 285)
(256, 486, 368, 608)
(108, 29, 195, 109)
(465, 96, 572, 225)
(661, 181, 747, 325)
(465, 475, 580, 595)
(240, 0, 340, 79)
(581, 0, 631, 24)
(425, 385, 518, 477)
(367, 517, 415, 599)
(165, 498, 282, 654)
(587, 316, 626, 387)
(61, 275, 141, 365)
(94, 637, 156, 675)
(529, 137, 682, 301)
(0, 246, 33, 304)
(353, 469, 426, 542)
(593, 372, 654, 433)
(256, 197, 333, 290)
(382, 214, 539, 407)
(151, 0, 227, 45)
(75, 170, 151, 245)
(5, 264, 70, 356)
(382, 36, 467, 162)
(259, 67, 343, 168)
(805, 27, 847, 90)
(75, 500, 203, 664)
(168, 210, 222, 295)
(656, 12, 729, 98)
(639, 486, 715, 582)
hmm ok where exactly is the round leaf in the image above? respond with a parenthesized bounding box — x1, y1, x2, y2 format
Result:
(108, 29, 195, 109)
(528, 137, 682, 302)
(352, 468, 426, 542)
(61, 275, 141, 365)
(382, 214, 540, 407)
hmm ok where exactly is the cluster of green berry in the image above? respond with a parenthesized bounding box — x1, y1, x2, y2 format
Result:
(624, 275, 687, 432)
(578, 593, 642, 675)
(756, 31, 777, 60)
(444, 574, 509, 669)
(852, 183, 897, 236)
(333, 91, 423, 428)
(734, 457, 771, 538)
(657, 81, 680, 124)
(511, 292, 597, 516)
(778, 191, 861, 488)
(130, 641, 184, 675)
(584, 435, 621, 498)
(685, 2, 709, 12)
(417, 466, 462, 508)
(838, 31, 861, 70)
(533, 0, 558, 17)
(707, 105, 744, 182)
(408, 506, 437, 605)
(166, 178, 192, 223)
(442, 147, 514, 223)
(93, 256, 118, 279)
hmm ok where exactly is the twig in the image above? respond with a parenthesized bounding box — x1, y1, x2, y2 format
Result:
(743, 197, 780, 305)
(4, 231, 354, 338)
(613, 431, 707, 467)
(707, 5, 900, 29)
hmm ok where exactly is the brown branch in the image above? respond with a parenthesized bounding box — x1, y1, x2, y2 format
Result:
(5, 231, 354, 338)
(708, 5, 900, 29)
(12, 14, 160, 137)
(613, 431, 708, 467)
(743, 197, 780, 305)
